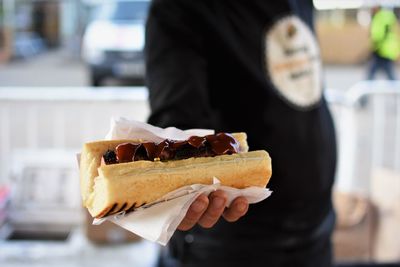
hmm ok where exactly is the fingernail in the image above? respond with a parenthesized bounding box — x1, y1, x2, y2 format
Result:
(192, 200, 207, 213)
(237, 202, 247, 213)
(212, 197, 225, 209)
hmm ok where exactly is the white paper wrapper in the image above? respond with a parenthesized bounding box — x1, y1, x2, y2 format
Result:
(92, 117, 272, 246)
(105, 117, 214, 141)
(94, 177, 271, 246)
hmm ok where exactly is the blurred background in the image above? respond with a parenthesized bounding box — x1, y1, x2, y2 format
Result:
(0, 0, 400, 266)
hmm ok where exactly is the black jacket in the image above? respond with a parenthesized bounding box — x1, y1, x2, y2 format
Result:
(146, 0, 336, 266)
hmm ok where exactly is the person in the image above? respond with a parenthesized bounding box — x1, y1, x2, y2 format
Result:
(145, 0, 337, 266)
(367, 6, 400, 80)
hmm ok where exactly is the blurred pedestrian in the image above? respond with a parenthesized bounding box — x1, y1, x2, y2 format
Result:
(146, 0, 336, 266)
(367, 6, 400, 80)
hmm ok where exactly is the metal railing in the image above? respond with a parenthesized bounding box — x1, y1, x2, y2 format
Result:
(0, 87, 150, 227)
(326, 81, 400, 193)
(326, 80, 400, 263)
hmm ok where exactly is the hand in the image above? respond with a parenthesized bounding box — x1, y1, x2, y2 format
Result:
(177, 190, 249, 231)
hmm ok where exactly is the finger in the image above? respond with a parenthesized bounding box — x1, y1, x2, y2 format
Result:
(198, 190, 227, 228)
(223, 197, 249, 222)
(178, 194, 209, 231)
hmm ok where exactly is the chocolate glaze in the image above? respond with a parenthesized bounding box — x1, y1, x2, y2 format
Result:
(208, 132, 239, 155)
(188, 136, 206, 148)
(104, 133, 240, 164)
(115, 143, 140, 163)
(103, 150, 118, 164)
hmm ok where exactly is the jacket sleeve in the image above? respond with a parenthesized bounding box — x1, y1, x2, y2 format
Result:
(145, 0, 215, 130)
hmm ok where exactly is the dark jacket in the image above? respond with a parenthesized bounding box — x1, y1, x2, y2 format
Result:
(145, 0, 336, 266)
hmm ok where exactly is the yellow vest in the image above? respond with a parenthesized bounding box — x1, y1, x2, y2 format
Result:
(371, 9, 400, 60)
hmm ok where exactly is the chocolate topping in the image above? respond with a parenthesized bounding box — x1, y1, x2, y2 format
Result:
(187, 136, 206, 148)
(169, 140, 187, 150)
(211, 132, 240, 155)
(133, 144, 148, 161)
(104, 133, 240, 165)
(103, 150, 118, 164)
(142, 142, 157, 160)
(156, 140, 174, 160)
(116, 143, 140, 163)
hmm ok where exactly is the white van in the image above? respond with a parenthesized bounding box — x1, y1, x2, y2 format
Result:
(82, 0, 150, 86)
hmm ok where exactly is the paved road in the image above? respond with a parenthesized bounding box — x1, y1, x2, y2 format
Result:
(0, 50, 89, 87)
(0, 49, 144, 87)
(2, 49, 399, 90)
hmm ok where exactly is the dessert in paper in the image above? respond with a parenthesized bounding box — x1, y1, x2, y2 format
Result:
(79, 118, 272, 245)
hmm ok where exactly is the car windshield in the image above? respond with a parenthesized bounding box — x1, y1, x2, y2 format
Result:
(95, 1, 150, 21)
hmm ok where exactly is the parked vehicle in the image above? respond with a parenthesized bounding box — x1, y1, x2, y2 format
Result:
(82, 0, 150, 86)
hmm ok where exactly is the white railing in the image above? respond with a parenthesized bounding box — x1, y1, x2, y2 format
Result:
(0, 87, 150, 182)
(326, 81, 400, 194)
(326, 80, 400, 262)
(0, 87, 150, 225)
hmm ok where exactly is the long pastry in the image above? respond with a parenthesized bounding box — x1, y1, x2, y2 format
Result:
(80, 133, 272, 218)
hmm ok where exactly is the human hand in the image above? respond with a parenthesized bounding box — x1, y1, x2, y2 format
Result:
(177, 190, 249, 231)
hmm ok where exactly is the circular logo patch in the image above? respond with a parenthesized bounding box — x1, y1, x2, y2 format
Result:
(264, 15, 322, 108)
